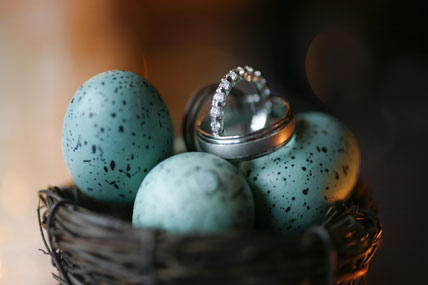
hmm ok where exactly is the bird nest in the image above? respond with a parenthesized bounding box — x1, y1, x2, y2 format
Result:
(37, 179, 382, 285)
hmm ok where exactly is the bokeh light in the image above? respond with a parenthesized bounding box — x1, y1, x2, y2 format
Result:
(305, 27, 371, 105)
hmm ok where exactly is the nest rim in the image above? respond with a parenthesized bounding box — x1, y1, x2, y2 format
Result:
(38, 180, 382, 285)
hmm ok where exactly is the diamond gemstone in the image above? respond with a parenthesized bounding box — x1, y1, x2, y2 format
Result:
(228, 71, 239, 82)
(214, 92, 226, 103)
(236, 66, 245, 76)
(210, 120, 223, 133)
(244, 66, 254, 74)
(216, 85, 226, 93)
(213, 99, 225, 108)
(209, 66, 271, 135)
(210, 106, 224, 118)
(219, 79, 231, 91)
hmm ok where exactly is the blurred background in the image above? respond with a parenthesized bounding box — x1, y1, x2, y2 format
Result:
(0, 0, 427, 284)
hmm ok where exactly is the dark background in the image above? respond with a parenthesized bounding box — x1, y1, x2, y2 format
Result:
(252, 1, 428, 283)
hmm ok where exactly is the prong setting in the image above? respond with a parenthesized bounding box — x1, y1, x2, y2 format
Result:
(210, 66, 270, 136)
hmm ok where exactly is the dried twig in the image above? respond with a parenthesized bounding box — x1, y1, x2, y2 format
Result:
(37, 180, 382, 284)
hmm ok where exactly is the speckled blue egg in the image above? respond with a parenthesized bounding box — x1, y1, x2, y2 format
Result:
(132, 152, 254, 233)
(239, 112, 360, 232)
(62, 70, 174, 203)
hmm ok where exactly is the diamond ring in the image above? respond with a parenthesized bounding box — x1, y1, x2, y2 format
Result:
(183, 80, 271, 152)
(197, 95, 295, 161)
(184, 66, 296, 161)
(209, 66, 271, 136)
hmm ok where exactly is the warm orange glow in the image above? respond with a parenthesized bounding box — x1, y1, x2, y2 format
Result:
(0, 172, 31, 217)
(0, 259, 3, 281)
(142, 53, 150, 79)
(0, 1, 258, 283)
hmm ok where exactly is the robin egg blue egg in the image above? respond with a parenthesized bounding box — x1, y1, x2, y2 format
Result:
(132, 152, 254, 233)
(239, 112, 360, 232)
(62, 70, 174, 203)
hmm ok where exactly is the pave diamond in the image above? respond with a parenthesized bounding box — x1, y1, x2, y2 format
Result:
(244, 66, 254, 74)
(209, 66, 270, 135)
(216, 86, 226, 95)
(228, 71, 239, 82)
(215, 100, 226, 108)
(236, 66, 245, 76)
(210, 106, 224, 118)
(213, 98, 226, 108)
(213, 92, 227, 103)
(219, 78, 232, 92)
(210, 119, 223, 134)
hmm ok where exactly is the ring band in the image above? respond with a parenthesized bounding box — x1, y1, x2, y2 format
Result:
(210, 66, 271, 136)
(183, 85, 218, 152)
(183, 83, 270, 152)
(197, 96, 295, 161)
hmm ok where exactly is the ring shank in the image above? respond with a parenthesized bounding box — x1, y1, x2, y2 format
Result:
(210, 66, 271, 136)
(183, 84, 271, 152)
(198, 97, 295, 161)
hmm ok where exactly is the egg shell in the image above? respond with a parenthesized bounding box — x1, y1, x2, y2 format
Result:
(132, 152, 254, 233)
(62, 70, 174, 203)
(239, 112, 360, 232)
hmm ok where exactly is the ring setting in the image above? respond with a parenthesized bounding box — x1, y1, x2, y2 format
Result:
(183, 66, 296, 161)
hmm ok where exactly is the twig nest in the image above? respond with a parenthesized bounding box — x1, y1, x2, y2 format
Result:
(133, 152, 254, 233)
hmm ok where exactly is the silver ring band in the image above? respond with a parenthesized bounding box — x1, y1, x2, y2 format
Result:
(210, 66, 271, 136)
(183, 84, 218, 152)
(183, 83, 271, 152)
(197, 96, 295, 161)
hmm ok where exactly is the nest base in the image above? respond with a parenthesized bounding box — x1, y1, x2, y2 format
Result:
(38, 179, 382, 284)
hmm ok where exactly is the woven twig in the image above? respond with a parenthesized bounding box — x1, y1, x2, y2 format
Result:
(37, 180, 382, 285)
